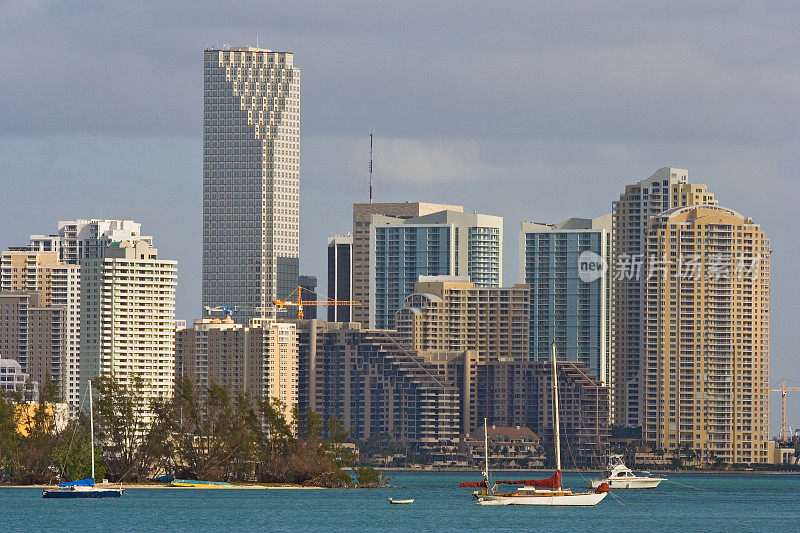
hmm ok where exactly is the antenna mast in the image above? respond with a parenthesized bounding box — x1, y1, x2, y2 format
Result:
(369, 131, 374, 203)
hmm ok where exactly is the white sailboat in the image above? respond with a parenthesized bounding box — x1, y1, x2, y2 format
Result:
(461, 343, 609, 506)
(42, 380, 124, 499)
(585, 455, 666, 489)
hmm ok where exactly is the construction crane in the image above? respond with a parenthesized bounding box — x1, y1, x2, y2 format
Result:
(771, 379, 800, 443)
(272, 285, 360, 320)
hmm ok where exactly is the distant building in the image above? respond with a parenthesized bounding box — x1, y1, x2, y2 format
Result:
(1, 249, 81, 408)
(80, 240, 177, 421)
(396, 276, 529, 361)
(55, 219, 152, 264)
(643, 205, 770, 464)
(351, 202, 463, 327)
(202, 46, 300, 325)
(327, 234, 353, 322)
(369, 209, 503, 329)
(460, 425, 545, 469)
(298, 275, 318, 319)
(613, 168, 718, 427)
(176, 317, 299, 425)
(519, 216, 612, 382)
(0, 359, 31, 396)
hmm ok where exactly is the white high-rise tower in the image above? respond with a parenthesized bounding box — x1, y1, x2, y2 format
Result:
(202, 47, 300, 323)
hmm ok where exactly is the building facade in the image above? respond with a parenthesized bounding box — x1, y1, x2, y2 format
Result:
(642, 205, 770, 464)
(55, 219, 152, 264)
(327, 234, 353, 322)
(298, 275, 318, 320)
(395, 277, 529, 361)
(0, 359, 30, 396)
(79, 240, 177, 419)
(351, 203, 463, 327)
(202, 46, 300, 324)
(613, 168, 717, 426)
(519, 216, 611, 382)
(1, 249, 80, 407)
(369, 210, 503, 329)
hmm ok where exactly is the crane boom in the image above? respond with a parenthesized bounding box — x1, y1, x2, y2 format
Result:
(273, 285, 360, 320)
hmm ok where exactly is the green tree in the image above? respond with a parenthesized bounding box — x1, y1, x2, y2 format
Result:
(52, 420, 106, 482)
(355, 466, 388, 488)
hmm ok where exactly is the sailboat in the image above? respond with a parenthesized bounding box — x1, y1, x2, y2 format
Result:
(460, 343, 609, 506)
(42, 380, 124, 498)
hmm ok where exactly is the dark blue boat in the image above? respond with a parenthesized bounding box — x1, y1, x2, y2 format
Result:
(42, 478, 124, 499)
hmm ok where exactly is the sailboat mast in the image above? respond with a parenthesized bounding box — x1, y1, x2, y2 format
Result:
(552, 342, 561, 479)
(89, 380, 95, 481)
(484, 417, 489, 481)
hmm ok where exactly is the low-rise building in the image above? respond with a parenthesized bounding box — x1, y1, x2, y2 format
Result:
(460, 425, 545, 469)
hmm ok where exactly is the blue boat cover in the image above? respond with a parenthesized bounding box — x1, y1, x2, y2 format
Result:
(59, 478, 95, 487)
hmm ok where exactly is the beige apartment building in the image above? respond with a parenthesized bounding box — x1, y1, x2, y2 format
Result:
(351, 202, 463, 326)
(642, 205, 770, 464)
(79, 240, 177, 420)
(0, 249, 80, 406)
(176, 317, 299, 426)
(612, 168, 718, 427)
(395, 276, 529, 361)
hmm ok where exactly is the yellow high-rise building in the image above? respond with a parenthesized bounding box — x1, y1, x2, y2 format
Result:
(643, 205, 770, 464)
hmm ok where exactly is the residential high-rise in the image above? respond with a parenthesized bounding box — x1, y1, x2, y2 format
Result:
(80, 240, 177, 420)
(395, 276, 529, 361)
(519, 216, 611, 382)
(327, 234, 353, 322)
(176, 317, 299, 425)
(612, 168, 717, 427)
(352, 202, 463, 327)
(369, 210, 503, 329)
(56, 219, 152, 265)
(642, 205, 770, 464)
(202, 46, 300, 324)
(1, 249, 80, 407)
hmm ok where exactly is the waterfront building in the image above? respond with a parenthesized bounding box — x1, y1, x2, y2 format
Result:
(460, 425, 545, 469)
(202, 46, 300, 324)
(519, 216, 611, 382)
(79, 240, 177, 420)
(612, 168, 717, 427)
(327, 234, 353, 322)
(369, 209, 503, 329)
(1, 249, 80, 407)
(0, 358, 31, 396)
(176, 317, 299, 425)
(351, 202, 463, 327)
(395, 276, 529, 361)
(642, 205, 770, 464)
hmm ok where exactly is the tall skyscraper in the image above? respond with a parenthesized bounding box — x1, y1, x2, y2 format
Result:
(327, 234, 353, 322)
(298, 275, 318, 319)
(519, 216, 611, 383)
(612, 168, 717, 427)
(369, 210, 503, 329)
(642, 205, 770, 464)
(351, 202, 463, 327)
(202, 47, 300, 325)
(80, 240, 177, 420)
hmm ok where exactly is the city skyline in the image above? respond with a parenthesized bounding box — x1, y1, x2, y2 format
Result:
(0, 2, 796, 434)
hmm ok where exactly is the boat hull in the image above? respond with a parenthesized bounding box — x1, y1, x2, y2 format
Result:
(475, 491, 607, 506)
(587, 478, 664, 489)
(42, 488, 124, 499)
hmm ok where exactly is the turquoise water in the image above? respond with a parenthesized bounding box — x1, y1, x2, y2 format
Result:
(4, 472, 797, 532)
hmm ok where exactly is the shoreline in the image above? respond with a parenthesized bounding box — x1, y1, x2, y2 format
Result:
(376, 467, 800, 475)
(0, 483, 327, 490)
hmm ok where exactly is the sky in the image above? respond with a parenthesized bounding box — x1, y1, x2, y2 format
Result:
(0, 0, 797, 434)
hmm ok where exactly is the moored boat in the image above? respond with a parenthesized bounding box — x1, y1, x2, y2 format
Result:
(460, 343, 610, 506)
(169, 479, 233, 488)
(387, 498, 414, 504)
(585, 455, 666, 489)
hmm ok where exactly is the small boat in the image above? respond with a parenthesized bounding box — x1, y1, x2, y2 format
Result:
(43, 381, 124, 499)
(459, 343, 609, 506)
(585, 455, 666, 489)
(387, 498, 414, 504)
(169, 479, 233, 488)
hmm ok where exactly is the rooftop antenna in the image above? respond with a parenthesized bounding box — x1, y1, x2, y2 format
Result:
(369, 131, 374, 203)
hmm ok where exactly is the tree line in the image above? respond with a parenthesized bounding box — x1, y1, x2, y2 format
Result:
(0, 377, 385, 488)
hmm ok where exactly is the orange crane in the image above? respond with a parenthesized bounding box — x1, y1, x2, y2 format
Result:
(771, 380, 800, 443)
(272, 285, 360, 320)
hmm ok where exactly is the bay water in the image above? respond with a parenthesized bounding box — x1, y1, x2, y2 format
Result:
(4, 471, 797, 531)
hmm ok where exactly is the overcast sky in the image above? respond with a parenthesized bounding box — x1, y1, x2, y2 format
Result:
(0, 1, 797, 433)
